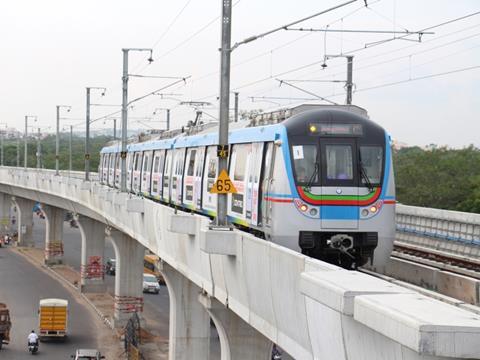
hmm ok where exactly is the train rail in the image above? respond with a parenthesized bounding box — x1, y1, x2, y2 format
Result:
(392, 241, 480, 280)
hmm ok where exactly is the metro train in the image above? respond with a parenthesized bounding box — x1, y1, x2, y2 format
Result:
(99, 104, 395, 269)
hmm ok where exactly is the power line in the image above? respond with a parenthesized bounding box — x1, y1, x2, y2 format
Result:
(355, 65, 480, 93)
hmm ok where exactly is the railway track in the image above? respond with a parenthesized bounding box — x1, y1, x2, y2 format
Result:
(392, 241, 480, 280)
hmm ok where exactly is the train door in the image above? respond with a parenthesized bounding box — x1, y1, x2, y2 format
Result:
(162, 150, 173, 203)
(171, 148, 186, 206)
(141, 150, 153, 196)
(201, 146, 218, 215)
(193, 147, 205, 210)
(320, 138, 359, 229)
(228, 143, 252, 224)
(183, 148, 197, 209)
(126, 152, 133, 191)
(261, 142, 275, 228)
(114, 153, 120, 189)
(151, 150, 165, 200)
(108, 153, 115, 187)
(101, 154, 109, 184)
(132, 152, 143, 194)
(245, 142, 264, 227)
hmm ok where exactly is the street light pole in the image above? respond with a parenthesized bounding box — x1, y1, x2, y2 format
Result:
(120, 48, 153, 192)
(216, 0, 233, 227)
(113, 119, 117, 140)
(166, 109, 170, 131)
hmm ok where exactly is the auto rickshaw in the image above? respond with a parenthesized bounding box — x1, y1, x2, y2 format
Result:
(0, 303, 11, 350)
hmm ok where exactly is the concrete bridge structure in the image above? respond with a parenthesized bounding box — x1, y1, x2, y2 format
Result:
(0, 167, 479, 360)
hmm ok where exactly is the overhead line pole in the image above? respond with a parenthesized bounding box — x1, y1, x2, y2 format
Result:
(216, 0, 232, 227)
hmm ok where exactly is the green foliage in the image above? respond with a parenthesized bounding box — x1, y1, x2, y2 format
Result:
(394, 145, 480, 213)
(2, 135, 113, 172)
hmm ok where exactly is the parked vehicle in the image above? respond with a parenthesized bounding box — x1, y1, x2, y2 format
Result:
(71, 349, 105, 359)
(38, 298, 68, 340)
(143, 273, 160, 294)
(0, 303, 11, 350)
(105, 258, 116, 275)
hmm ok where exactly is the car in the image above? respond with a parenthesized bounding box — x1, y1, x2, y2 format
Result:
(71, 349, 105, 359)
(105, 259, 116, 275)
(143, 273, 160, 294)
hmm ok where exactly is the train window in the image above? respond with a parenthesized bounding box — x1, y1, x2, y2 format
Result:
(153, 156, 160, 173)
(143, 154, 150, 172)
(292, 144, 318, 184)
(187, 150, 196, 176)
(360, 146, 383, 184)
(234, 145, 249, 181)
(325, 145, 353, 180)
(135, 153, 142, 171)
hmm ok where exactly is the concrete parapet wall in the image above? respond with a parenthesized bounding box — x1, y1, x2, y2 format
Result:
(1, 168, 480, 359)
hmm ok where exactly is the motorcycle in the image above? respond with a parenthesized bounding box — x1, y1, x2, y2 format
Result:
(28, 342, 38, 355)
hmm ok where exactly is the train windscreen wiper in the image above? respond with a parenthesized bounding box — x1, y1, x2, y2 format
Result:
(358, 151, 374, 193)
(304, 162, 319, 192)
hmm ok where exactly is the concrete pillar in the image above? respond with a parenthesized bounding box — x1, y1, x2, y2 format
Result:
(199, 294, 273, 360)
(0, 193, 11, 236)
(159, 263, 211, 360)
(41, 205, 64, 265)
(77, 215, 106, 293)
(12, 197, 35, 247)
(108, 228, 145, 328)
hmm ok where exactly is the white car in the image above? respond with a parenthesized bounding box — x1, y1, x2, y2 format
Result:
(143, 273, 160, 294)
(71, 349, 105, 359)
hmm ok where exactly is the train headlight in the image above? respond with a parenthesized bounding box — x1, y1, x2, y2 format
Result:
(300, 204, 308, 212)
(361, 209, 369, 217)
(370, 205, 378, 213)
(309, 124, 317, 133)
(309, 208, 318, 216)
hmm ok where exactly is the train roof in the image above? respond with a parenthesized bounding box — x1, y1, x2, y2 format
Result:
(100, 104, 373, 153)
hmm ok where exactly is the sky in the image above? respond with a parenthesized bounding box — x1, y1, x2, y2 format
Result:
(0, 0, 479, 148)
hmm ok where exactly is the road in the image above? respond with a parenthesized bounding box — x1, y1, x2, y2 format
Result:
(32, 214, 221, 358)
(0, 247, 103, 359)
(32, 216, 170, 340)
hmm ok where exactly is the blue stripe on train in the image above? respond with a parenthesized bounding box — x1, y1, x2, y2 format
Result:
(320, 206, 358, 220)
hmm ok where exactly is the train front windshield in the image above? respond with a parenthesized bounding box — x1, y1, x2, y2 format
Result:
(290, 124, 385, 188)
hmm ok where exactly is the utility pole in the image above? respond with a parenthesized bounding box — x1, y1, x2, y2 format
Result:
(121, 49, 129, 192)
(56, 105, 71, 175)
(166, 109, 170, 131)
(234, 92, 239, 122)
(346, 56, 353, 105)
(113, 119, 117, 140)
(56, 106, 60, 175)
(16, 138, 19, 167)
(85, 88, 91, 180)
(0, 133, 3, 166)
(36, 128, 41, 169)
(120, 48, 153, 192)
(69, 125, 73, 172)
(85, 87, 106, 181)
(216, 0, 232, 227)
(24, 116, 28, 169)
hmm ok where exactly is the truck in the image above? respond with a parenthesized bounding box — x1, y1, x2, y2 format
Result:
(0, 303, 11, 350)
(39, 298, 68, 340)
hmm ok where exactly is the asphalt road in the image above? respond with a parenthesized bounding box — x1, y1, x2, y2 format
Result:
(32, 216, 171, 340)
(0, 247, 101, 359)
(32, 215, 222, 358)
